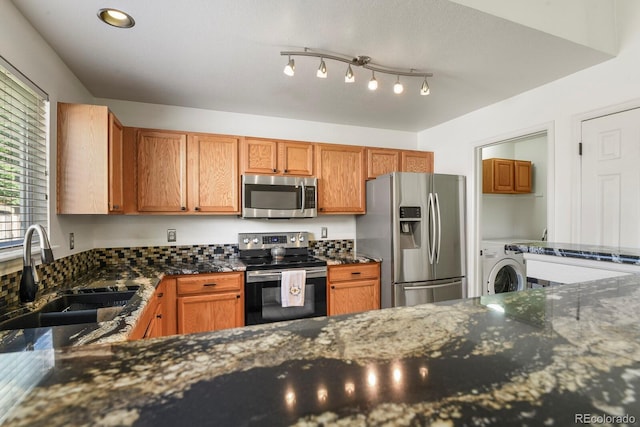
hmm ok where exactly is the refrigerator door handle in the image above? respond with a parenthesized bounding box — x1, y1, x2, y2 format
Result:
(428, 192, 435, 263)
(403, 280, 463, 291)
(435, 192, 442, 263)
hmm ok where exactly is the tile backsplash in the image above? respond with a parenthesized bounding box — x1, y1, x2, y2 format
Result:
(0, 240, 353, 312)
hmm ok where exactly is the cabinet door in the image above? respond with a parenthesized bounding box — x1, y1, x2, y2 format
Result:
(514, 160, 532, 193)
(367, 148, 400, 179)
(137, 130, 188, 212)
(279, 141, 314, 176)
(57, 103, 109, 214)
(241, 138, 278, 174)
(401, 150, 433, 173)
(188, 134, 240, 213)
(108, 112, 124, 213)
(329, 279, 380, 316)
(316, 144, 366, 213)
(158, 278, 177, 336)
(483, 158, 514, 193)
(177, 292, 242, 334)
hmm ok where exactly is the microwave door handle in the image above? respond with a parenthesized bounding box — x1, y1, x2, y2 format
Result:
(300, 181, 305, 212)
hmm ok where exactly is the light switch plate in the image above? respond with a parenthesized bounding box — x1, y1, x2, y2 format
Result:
(321, 227, 328, 238)
(69, 232, 74, 250)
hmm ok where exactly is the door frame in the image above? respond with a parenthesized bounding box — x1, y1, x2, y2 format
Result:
(472, 122, 555, 297)
(571, 98, 640, 244)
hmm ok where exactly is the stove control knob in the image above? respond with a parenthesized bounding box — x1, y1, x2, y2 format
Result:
(299, 235, 305, 242)
(290, 236, 296, 243)
(252, 237, 259, 244)
(243, 238, 250, 244)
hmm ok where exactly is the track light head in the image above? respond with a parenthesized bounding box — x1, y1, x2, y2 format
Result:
(345, 65, 355, 83)
(284, 56, 295, 76)
(393, 76, 404, 94)
(420, 78, 430, 95)
(368, 72, 378, 91)
(317, 58, 327, 78)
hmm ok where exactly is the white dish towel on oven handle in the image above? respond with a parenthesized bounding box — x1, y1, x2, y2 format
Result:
(281, 270, 306, 307)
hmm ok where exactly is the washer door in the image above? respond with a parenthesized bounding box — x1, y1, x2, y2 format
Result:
(487, 259, 525, 294)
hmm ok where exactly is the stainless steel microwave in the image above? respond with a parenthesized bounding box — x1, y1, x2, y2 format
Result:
(242, 175, 317, 218)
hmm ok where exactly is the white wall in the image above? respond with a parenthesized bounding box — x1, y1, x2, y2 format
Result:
(418, 0, 640, 296)
(481, 133, 547, 240)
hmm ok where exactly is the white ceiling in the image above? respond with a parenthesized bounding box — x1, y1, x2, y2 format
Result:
(12, 0, 615, 132)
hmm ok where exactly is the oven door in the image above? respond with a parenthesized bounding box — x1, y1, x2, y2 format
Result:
(245, 268, 327, 325)
(242, 175, 317, 218)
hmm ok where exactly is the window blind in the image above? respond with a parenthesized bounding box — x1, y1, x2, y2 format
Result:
(0, 57, 49, 249)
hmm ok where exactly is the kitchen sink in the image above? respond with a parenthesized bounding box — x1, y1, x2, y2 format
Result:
(40, 290, 137, 313)
(0, 289, 138, 331)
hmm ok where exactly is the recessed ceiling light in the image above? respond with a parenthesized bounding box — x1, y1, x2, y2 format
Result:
(97, 8, 135, 28)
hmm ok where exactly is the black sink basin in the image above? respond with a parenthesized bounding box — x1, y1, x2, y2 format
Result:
(0, 290, 137, 331)
(40, 290, 137, 313)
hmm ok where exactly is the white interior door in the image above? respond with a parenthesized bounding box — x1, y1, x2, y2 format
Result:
(580, 108, 640, 247)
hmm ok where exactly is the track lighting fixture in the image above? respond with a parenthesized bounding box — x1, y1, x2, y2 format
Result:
(317, 58, 327, 78)
(345, 65, 355, 83)
(284, 56, 295, 76)
(368, 71, 378, 91)
(281, 48, 432, 96)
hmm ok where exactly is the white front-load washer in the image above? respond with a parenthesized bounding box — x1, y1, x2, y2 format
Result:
(482, 240, 527, 295)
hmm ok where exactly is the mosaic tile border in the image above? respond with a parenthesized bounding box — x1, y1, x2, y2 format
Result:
(0, 240, 352, 311)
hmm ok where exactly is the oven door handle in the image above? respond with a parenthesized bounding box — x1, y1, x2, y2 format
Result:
(247, 267, 327, 279)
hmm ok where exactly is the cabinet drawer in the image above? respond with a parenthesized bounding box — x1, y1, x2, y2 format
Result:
(177, 272, 243, 295)
(329, 263, 379, 282)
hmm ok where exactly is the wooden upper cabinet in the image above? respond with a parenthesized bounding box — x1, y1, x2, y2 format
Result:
(187, 134, 240, 213)
(315, 143, 366, 214)
(241, 137, 313, 176)
(367, 148, 400, 179)
(401, 150, 434, 173)
(137, 130, 188, 212)
(57, 102, 126, 214)
(483, 158, 532, 194)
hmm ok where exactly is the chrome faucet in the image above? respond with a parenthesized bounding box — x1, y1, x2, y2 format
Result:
(19, 224, 54, 302)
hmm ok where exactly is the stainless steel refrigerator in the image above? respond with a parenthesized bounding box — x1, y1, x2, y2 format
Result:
(356, 172, 466, 308)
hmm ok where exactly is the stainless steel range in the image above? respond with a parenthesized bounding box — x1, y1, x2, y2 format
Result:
(239, 232, 327, 325)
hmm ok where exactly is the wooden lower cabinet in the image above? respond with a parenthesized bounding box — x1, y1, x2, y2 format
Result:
(328, 263, 380, 316)
(177, 272, 244, 334)
(129, 278, 176, 340)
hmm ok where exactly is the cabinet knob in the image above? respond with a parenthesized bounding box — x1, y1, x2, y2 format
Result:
(194, 206, 200, 211)
(236, 295, 241, 299)
(181, 206, 186, 211)
(112, 204, 120, 210)
(157, 293, 164, 298)
(156, 314, 162, 319)
(273, 168, 277, 173)
(283, 169, 288, 174)
(331, 285, 335, 289)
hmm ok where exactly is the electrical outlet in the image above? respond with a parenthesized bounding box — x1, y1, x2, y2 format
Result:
(69, 232, 75, 250)
(321, 227, 328, 238)
(167, 229, 177, 242)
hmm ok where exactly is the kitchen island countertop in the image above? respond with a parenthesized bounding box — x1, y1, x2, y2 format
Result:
(3, 273, 640, 426)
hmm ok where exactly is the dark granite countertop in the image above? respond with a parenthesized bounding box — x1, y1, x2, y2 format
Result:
(0, 258, 246, 350)
(320, 254, 381, 265)
(506, 241, 640, 265)
(3, 274, 640, 426)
